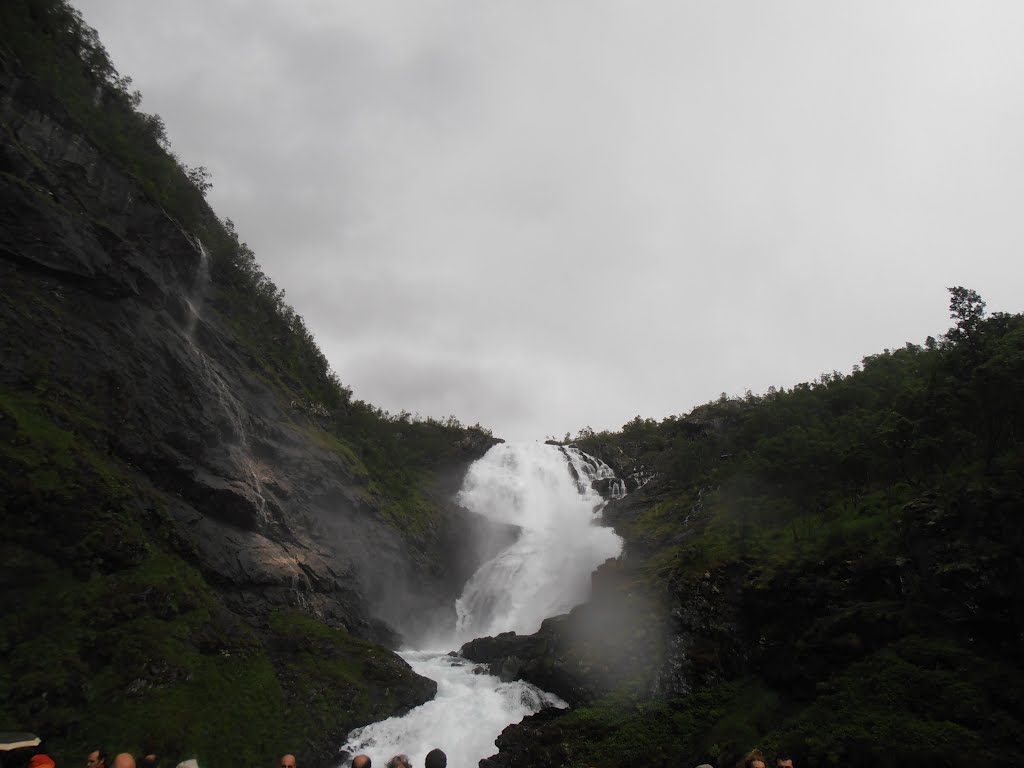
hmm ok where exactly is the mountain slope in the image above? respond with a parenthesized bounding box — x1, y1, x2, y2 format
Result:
(0, 4, 506, 765)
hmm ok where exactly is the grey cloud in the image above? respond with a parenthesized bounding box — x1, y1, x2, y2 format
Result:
(75, 0, 1024, 440)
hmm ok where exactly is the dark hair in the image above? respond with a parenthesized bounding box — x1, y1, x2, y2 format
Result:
(774, 757, 793, 765)
(91, 749, 108, 766)
(424, 750, 446, 768)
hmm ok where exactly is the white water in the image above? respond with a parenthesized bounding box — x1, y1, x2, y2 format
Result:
(342, 651, 567, 768)
(183, 240, 209, 342)
(454, 443, 623, 642)
(341, 443, 623, 768)
(563, 445, 626, 499)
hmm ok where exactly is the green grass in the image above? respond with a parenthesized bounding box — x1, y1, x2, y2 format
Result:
(0, 381, 436, 767)
(0, 543, 282, 766)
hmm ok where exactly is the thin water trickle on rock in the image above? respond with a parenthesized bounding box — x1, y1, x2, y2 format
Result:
(183, 240, 209, 343)
(341, 443, 623, 767)
(180, 238, 271, 528)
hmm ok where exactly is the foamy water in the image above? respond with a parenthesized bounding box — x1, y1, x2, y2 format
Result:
(341, 650, 566, 768)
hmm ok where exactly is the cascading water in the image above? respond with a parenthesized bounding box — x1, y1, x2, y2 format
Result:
(180, 237, 271, 527)
(342, 442, 624, 768)
(562, 445, 627, 499)
(183, 240, 209, 342)
(453, 443, 623, 642)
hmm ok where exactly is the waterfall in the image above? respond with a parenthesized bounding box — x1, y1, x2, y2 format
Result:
(453, 442, 623, 642)
(180, 237, 272, 529)
(341, 442, 624, 768)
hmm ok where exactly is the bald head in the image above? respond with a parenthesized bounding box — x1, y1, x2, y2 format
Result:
(279, 756, 296, 768)
(352, 756, 371, 768)
(112, 755, 135, 768)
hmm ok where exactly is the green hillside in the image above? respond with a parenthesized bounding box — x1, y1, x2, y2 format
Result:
(544, 289, 1024, 766)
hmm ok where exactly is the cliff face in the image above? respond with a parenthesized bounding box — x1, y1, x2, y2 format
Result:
(0, 56, 502, 767)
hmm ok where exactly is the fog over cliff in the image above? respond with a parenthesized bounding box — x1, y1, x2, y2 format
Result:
(74, 0, 1024, 440)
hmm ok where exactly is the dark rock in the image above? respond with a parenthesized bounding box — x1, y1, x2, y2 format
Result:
(478, 708, 572, 768)
(461, 563, 665, 708)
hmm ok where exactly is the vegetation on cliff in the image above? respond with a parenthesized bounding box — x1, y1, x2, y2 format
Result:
(0, 0, 493, 493)
(0, 3, 493, 766)
(0, 379, 436, 767)
(500, 290, 1023, 767)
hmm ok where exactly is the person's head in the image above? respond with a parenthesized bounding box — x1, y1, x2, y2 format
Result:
(351, 756, 371, 768)
(86, 750, 107, 768)
(138, 755, 158, 768)
(423, 750, 446, 768)
(112, 754, 135, 768)
(385, 756, 410, 768)
(774, 756, 794, 768)
(741, 750, 767, 768)
(279, 755, 296, 768)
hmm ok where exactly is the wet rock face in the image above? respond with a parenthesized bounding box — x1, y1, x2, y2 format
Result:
(0, 104, 377, 634)
(0, 67, 496, 642)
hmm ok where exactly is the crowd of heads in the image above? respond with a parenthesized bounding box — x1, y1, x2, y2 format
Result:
(3, 749, 451, 768)
(3, 741, 793, 768)
(348, 749, 445, 768)
(739, 750, 794, 768)
(691, 750, 794, 768)
(5, 751, 177, 768)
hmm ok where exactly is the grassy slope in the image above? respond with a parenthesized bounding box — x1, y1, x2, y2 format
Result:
(0, 383, 436, 767)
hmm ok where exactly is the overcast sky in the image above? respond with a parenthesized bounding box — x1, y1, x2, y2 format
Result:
(74, 1, 1024, 442)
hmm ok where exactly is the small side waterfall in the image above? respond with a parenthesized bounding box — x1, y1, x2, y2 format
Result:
(562, 444, 626, 499)
(183, 240, 209, 342)
(179, 237, 272, 529)
(342, 443, 625, 768)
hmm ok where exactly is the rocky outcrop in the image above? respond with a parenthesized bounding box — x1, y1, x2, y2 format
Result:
(460, 557, 666, 708)
(478, 708, 571, 768)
